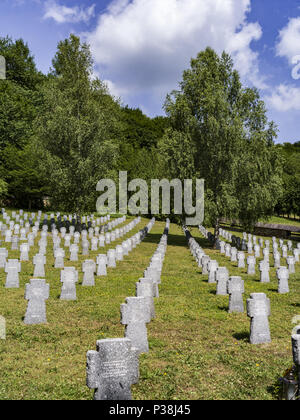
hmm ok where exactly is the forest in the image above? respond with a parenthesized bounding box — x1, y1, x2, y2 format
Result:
(0, 34, 299, 228)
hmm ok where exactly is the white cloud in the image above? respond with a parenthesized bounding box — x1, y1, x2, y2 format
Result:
(265, 84, 300, 112)
(86, 0, 265, 110)
(43, 1, 95, 24)
(276, 17, 300, 64)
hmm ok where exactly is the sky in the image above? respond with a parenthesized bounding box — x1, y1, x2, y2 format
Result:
(1, 0, 300, 144)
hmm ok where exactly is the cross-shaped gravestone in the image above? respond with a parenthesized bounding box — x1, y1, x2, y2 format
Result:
(247, 293, 271, 345)
(97, 254, 107, 276)
(120, 297, 151, 354)
(86, 338, 139, 400)
(277, 266, 289, 294)
(136, 278, 156, 319)
(216, 267, 229, 296)
(60, 268, 78, 300)
(24, 279, 49, 325)
(82, 260, 96, 287)
(5, 259, 21, 288)
(228, 276, 244, 313)
(33, 254, 46, 277)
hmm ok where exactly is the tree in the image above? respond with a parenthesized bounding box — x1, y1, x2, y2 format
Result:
(275, 143, 300, 218)
(159, 48, 283, 241)
(0, 36, 46, 208)
(34, 35, 120, 213)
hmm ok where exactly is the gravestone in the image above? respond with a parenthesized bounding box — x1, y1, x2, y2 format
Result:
(60, 268, 78, 300)
(274, 251, 281, 268)
(228, 276, 244, 313)
(237, 251, 245, 269)
(115, 245, 123, 261)
(5, 260, 21, 288)
(82, 260, 96, 287)
(254, 244, 261, 258)
(33, 254, 46, 277)
(201, 255, 210, 275)
(247, 256, 256, 275)
(259, 260, 270, 283)
(216, 267, 229, 296)
(286, 256, 295, 274)
(120, 297, 151, 354)
(230, 247, 238, 263)
(247, 293, 271, 344)
(107, 249, 116, 268)
(70, 244, 79, 262)
(82, 240, 89, 256)
(0, 248, 8, 268)
(97, 254, 107, 276)
(24, 279, 49, 325)
(86, 338, 139, 400)
(277, 266, 290, 294)
(291, 328, 300, 397)
(136, 278, 156, 319)
(20, 243, 29, 261)
(54, 248, 65, 269)
(208, 260, 219, 284)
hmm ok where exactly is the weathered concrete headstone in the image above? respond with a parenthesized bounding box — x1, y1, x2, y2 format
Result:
(24, 279, 49, 325)
(247, 255, 256, 275)
(277, 266, 290, 294)
(247, 293, 271, 345)
(208, 260, 219, 284)
(286, 256, 295, 274)
(60, 268, 78, 300)
(228, 276, 244, 313)
(120, 297, 151, 354)
(0, 248, 8, 268)
(5, 259, 21, 288)
(107, 249, 116, 268)
(70, 244, 79, 262)
(54, 248, 65, 269)
(136, 278, 155, 319)
(291, 328, 300, 396)
(20, 243, 29, 261)
(97, 254, 107, 276)
(237, 251, 246, 269)
(33, 254, 46, 277)
(86, 338, 139, 400)
(259, 260, 270, 283)
(82, 260, 96, 287)
(216, 267, 229, 296)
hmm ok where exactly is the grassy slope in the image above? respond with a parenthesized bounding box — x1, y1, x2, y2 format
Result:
(0, 216, 299, 400)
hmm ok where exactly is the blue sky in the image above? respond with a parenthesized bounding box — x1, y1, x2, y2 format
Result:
(1, 0, 300, 144)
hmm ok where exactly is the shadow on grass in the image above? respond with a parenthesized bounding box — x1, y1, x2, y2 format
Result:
(267, 381, 281, 401)
(233, 331, 249, 342)
(218, 305, 229, 312)
(143, 233, 187, 248)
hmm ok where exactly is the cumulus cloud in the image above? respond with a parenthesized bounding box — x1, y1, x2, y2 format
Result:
(265, 84, 300, 112)
(276, 17, 300, 64)
(86, 0, 265, 113)
(43, 1, 95, 24)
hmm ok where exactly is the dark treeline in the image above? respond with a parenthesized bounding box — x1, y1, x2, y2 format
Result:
(0, 34, 299, 234)
(275, 142, 300, 219)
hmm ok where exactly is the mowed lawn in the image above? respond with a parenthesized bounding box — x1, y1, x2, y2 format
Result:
(0, 215, 299, 400)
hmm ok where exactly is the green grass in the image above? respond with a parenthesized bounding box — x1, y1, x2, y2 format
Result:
(0, 215, 299, 400)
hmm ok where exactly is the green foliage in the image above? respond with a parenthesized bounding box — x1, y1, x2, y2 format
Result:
(34, 35, 120, 213)
(159, 48, 283, 233)
(275, 142, 300, 218)
(0, 37, 46, 208)
(0, 36, 44, 90)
